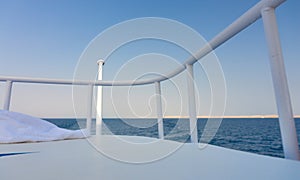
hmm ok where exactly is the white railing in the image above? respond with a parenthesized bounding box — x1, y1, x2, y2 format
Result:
(1, 0, 299, 160)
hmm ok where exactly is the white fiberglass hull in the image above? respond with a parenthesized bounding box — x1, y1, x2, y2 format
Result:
(1, 135, 300, 180)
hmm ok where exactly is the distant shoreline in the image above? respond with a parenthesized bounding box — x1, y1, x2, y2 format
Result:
(44, 115, 300, 119)
(165, 115, 300, 119)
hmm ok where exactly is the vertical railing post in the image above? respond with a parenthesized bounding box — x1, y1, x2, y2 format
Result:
(155, 81, 164, 139)
(96, 59, 105, 135)
(261, 7, 300, 160)
(86, 84, 94, 135)
(186, 64, 198, 143)
(3, 80, 13, 111)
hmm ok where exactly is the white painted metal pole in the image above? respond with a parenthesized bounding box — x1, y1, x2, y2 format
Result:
(186, 64, 198, 143)
(261, 7, 300, 160)
(96, 59, 105, 135)
(3, 80, 13, 111)
(155, 81, 164, 139)
(86, 84, 93, 135)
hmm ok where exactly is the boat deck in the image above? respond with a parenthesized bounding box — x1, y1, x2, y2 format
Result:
(1, 135, 300, 180)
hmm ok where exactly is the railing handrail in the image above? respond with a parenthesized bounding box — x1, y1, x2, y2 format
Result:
(0, 0, 286, 87)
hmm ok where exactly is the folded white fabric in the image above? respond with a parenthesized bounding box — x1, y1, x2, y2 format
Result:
(0, 110, 87, 143)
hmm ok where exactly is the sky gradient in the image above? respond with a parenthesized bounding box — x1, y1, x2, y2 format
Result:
(0, 0, 300, 118)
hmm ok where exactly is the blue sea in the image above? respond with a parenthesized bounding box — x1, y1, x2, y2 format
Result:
(45, 118, 300, 158)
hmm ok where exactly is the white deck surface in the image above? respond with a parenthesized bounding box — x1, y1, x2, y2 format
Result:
(1, 135, 300, 180)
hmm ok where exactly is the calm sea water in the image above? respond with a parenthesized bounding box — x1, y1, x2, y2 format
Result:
(45, 118, 300, 158)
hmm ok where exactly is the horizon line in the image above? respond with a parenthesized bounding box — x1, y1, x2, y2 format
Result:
(43, 115, 300, 119)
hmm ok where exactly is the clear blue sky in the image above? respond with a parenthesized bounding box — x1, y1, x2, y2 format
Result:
(0, 0, 299, 118)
